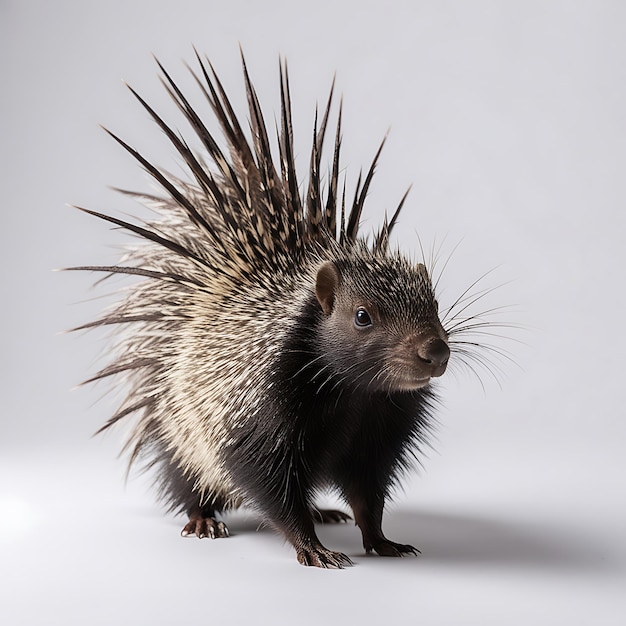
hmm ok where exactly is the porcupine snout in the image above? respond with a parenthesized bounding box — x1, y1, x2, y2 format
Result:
(417, 336, 450, 377)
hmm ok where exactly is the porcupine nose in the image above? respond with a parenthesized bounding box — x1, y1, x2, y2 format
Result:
(417, 337, 450, 377)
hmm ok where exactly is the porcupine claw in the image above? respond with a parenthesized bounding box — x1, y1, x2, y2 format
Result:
(366, 539, 420, 557)
(181, 516, 229, 539)
(296, 545, 354, 569)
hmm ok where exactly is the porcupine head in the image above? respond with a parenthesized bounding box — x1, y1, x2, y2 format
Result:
(314, 251, 449, 394)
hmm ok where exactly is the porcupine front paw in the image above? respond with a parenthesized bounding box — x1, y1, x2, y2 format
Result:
(311, 508, 352, 524)
(296, 544, 354, 569)
(181, 515, 229, 539)
(366, 538, 420, 557)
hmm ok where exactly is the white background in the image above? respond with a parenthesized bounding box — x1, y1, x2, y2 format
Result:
(1, 1, 625, 624)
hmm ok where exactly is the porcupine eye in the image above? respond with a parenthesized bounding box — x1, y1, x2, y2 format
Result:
(354, 307, 372, 328)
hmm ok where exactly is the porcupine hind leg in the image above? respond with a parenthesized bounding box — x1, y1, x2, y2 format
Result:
(155, 447, 230, 539)
(181, 503, 229, 539)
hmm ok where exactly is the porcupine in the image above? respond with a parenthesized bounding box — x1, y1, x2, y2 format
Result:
(72, 52, 467, 569)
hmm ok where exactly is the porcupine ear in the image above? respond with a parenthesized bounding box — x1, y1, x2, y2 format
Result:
(315, 261, 341, 316)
